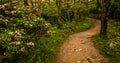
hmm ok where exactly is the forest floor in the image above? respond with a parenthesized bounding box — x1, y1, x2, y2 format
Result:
(55, 18, 108, 63)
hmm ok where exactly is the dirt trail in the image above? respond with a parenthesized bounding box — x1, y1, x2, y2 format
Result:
(55, 19, 107, 63)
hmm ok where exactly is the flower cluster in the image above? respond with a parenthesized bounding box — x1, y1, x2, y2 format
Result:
(9, 41, 34, 46)
(26, 42, 34, 46)
(24, 23, 33, 27)
(47, 30, 52, 34)
(0, 17, 9, 25)
(8, 31, 22, 36)
(26, 6, 31, 12)
(11, 10, 17, 15)
(0, 3, 9, 9)
(15, 31, 22, 36)
(45, 22, 50, 28)
(0, 3, 22, 17)
(8, 32, 14, 35)
(20, 47, 25, 51)
(9, 41, 21, 45)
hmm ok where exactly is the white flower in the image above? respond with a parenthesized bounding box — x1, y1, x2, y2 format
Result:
(34, 19, 37, 21)
(14, 35, 22, 39)
(88, 0, 92, 2)
(29, 24, 33, 27)
(8, 32, 14, 35)
(4, 52, 6, 55)
(4, 3, 8, 7)
(0, 18, 2, 20)
(17, 32, 21, 36)
(4, 19, 9, 22)
(26, 6, 31, 12)
(45, 23, 49, 26)
(15, 41, 21, 45)
(15, 31, 18, 33)
(45, 22, 50, 27)
(13, 6, 16, 9)
(20, 47, 25, 51)
(9, 41, 21, 45)
(26, 42, 34, 46)
(0, 15, 4, 18)
(4, 19, 9, 24)
(11, 10, 17, 15)
(15, 31, 22, 36)
(1, 5, 5, 9)
(47, 30, 52, 34)
(25, 23, 28, 26)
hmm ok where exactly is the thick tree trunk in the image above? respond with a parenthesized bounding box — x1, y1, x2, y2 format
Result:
(99, 0, 112, 39)
(100, 10, 108, 38)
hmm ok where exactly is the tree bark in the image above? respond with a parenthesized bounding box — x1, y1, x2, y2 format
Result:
(56, 0, 62, 27)
(66, 0, 70, 21)
(100, 10, 108, 38)
(99, 0, 112, 39)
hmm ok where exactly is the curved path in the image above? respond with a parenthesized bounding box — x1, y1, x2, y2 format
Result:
(55, 19, 107, 63)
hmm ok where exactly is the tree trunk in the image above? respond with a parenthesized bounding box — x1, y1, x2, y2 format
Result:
(99, 0, 112, 39)
(66, 0, 70, 21)
(78, 0, 81, 19)
(56, 0, 62, 27)
(100, 10, 108, 38)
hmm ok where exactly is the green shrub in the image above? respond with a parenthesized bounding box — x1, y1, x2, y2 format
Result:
(0, 17, 93, 63)
(0, 1, 94, 63)
(93, 19, 120, 63)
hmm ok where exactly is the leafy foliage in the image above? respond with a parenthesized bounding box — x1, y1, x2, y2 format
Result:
(109, 0, 120, 19)
(93, 19, 120, 63)
(0, 1, 94, 63)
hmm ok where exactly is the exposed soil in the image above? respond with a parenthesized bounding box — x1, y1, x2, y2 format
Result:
(55, 18, 108, 63)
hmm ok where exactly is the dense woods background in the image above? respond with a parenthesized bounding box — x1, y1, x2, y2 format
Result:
(0, 0, 120, 63)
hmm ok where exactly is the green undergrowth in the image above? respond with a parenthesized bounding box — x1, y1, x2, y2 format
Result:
(93, 19, 120, 63)
(38, 18, 94, 63)
(0, 17, 93, 63)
